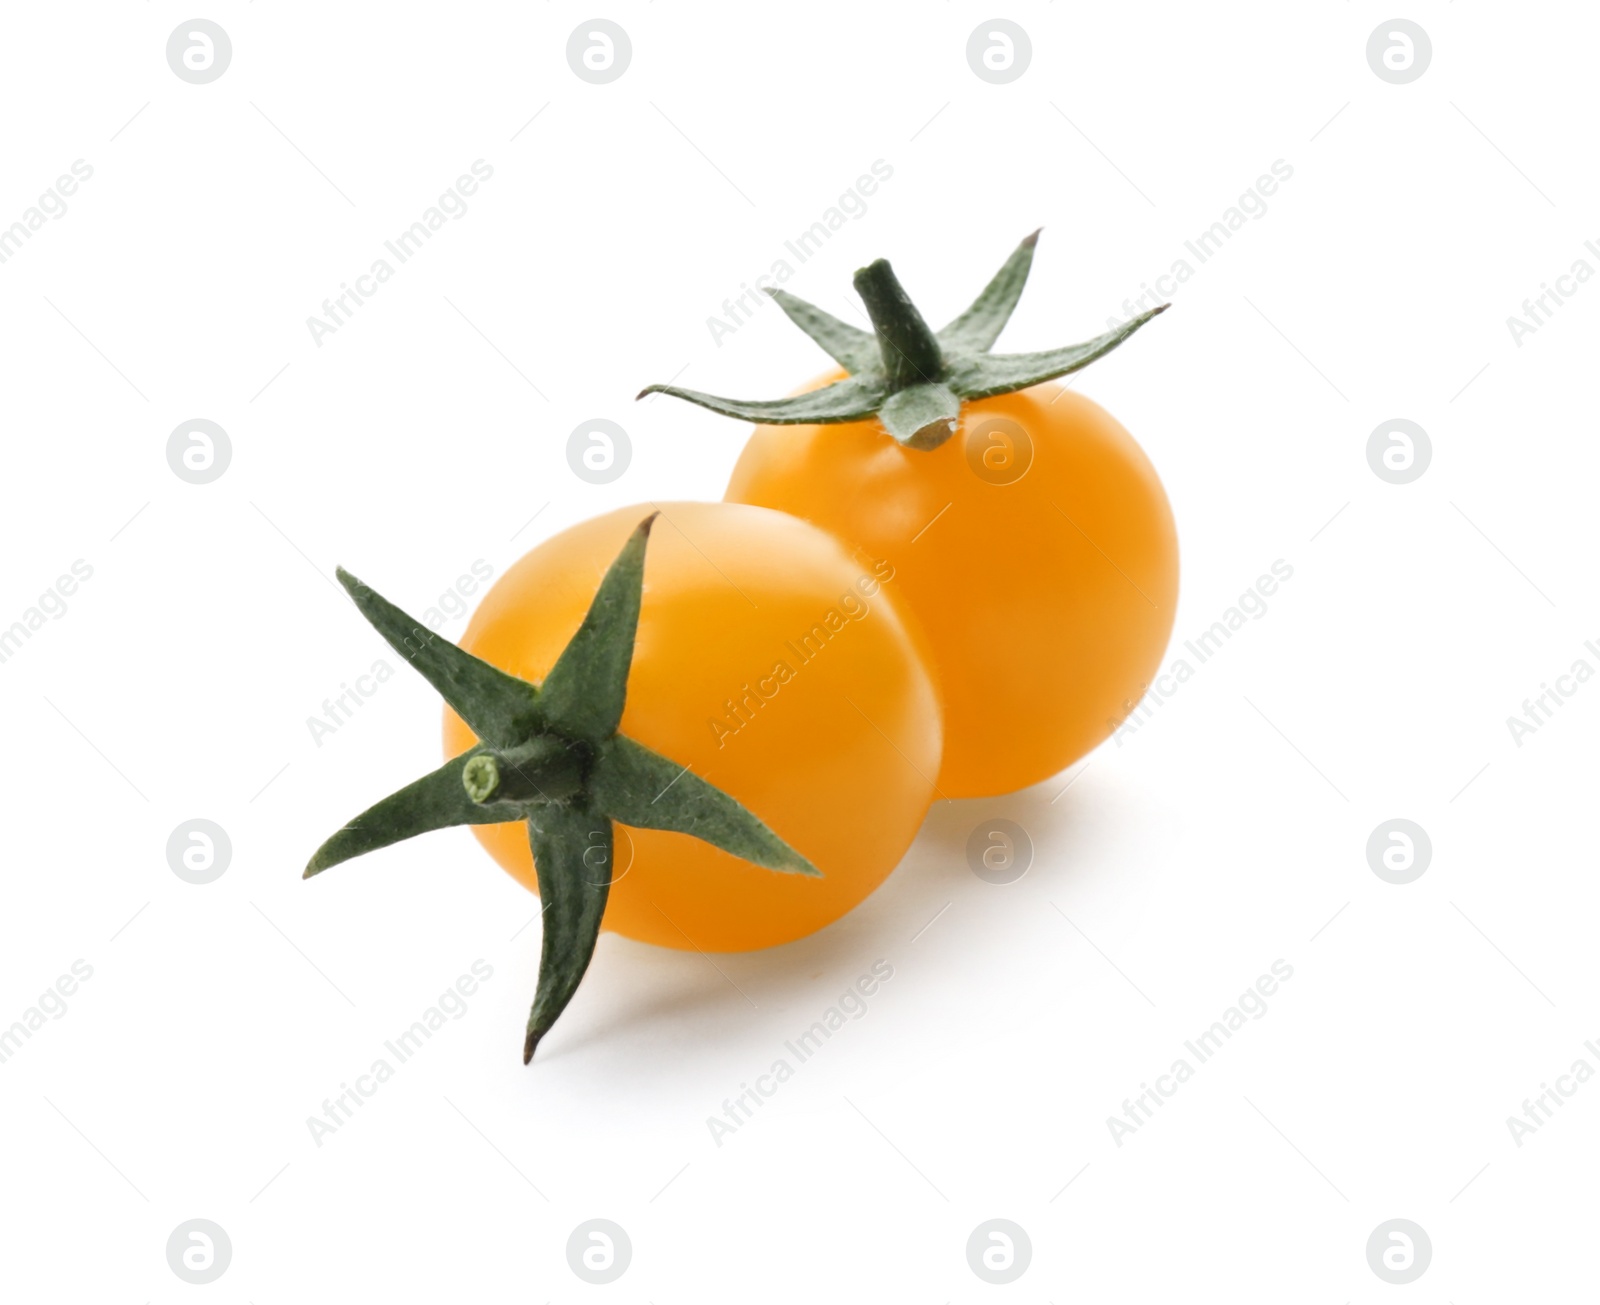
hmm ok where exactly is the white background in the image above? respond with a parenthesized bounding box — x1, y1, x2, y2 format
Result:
(1, 2, 1596, 1299)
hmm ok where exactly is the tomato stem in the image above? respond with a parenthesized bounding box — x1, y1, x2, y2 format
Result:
(852, 258, 944, 392)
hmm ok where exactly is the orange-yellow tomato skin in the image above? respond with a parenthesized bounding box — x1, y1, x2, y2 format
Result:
(725, 382, 1178, 798)
(443, 502, 941, 953)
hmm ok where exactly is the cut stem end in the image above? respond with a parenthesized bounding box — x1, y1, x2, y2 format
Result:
(462, 755, 501, 803)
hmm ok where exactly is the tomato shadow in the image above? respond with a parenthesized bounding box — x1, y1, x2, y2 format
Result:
(531, 768, 1101, 1067)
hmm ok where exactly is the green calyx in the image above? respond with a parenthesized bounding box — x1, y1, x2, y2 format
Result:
(637, 230, 1169, 450)
(304, 514, 820, 1064)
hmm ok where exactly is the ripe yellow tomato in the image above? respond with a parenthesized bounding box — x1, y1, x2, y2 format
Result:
(726, 381, 1178, 797)
(443, 502, 941, 951)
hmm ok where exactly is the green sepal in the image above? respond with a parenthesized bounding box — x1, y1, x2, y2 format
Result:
(944, 304, 1168, 400)
(539, 513, 653, 743)
(308, 514, 826, 1063)
(304, 749, 506, 878)
(590, 735, 820, 877)
(766, 289, 881, 375)
(635, 373, 887, 426)
(524, 803, 613, 1063)
(639, 231, 1167, 450)
(937, 229, 1039, 355)
(878, 382, 962, 450)
(336, 568, 539, 748)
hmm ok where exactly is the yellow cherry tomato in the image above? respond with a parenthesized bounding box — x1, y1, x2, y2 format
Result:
(443, 501, 942, 951)
(726, 379, 1178, 798)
